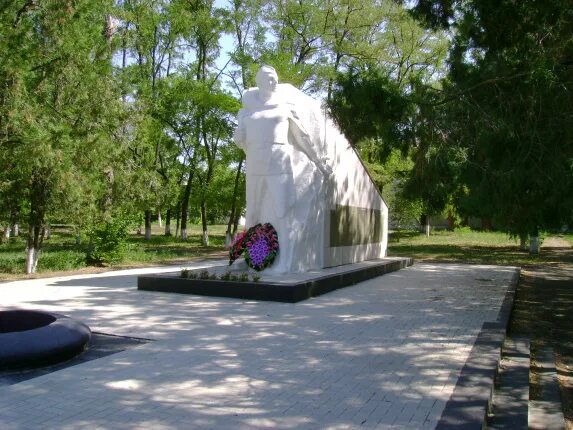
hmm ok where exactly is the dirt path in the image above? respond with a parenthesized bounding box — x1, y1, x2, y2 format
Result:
(543, 236, 572, 248)
(509, 237, 573, 429)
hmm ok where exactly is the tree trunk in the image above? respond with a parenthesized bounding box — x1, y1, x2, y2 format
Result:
(180, 174, 193, 241)
(447, 214, 455, 230)
(10, 207, 19, 237)
(232, 207, 243, 235)
(45, 223, 51, 240)
(2, 226, 9, 242)
(164, 208, 172, 236)
(26, 224, 44, 275)
(530, 236, 540, 254)
(101, 167, 114, 220)
(175, 202, 181, 238)
(200, 200, 208, 246)
(420, 214, 430, 237)
(530, 227, 540, 254)
(226, 157, 244, 247)
(145, 210, 152, 240)
(25, 247, 38, 274)
(76, 227, 82, 245)
(25, 175, 48, 274)
(482, 217, 492, 230)
(157, 211, 162, 228)
(519, 233, 528, 251)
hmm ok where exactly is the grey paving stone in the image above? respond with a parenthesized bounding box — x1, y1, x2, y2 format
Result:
(0, 262, 518, 429)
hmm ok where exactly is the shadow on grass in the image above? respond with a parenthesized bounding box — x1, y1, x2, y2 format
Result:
(389, 230, 421, 241)
(390, 243, 573, 267)
(129, 234, 226, 258)
(128, 234, 225, 247)
(140, 245, 225, 257)
(0, 232, 227, 277)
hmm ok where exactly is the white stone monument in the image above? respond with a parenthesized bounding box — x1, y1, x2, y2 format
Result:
(234, 65, 388, 273)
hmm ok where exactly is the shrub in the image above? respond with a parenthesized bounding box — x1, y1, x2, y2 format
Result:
(38, 250, 86, 272)
(86, 217, 131, 265)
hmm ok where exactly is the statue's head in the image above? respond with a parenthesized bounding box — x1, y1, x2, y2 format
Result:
(256, 65, 279, 93)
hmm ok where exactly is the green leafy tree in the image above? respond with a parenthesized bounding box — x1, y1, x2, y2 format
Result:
(327, 8, 449, 231)
(176, 0, 237, 245)
(403, 0, 573, 248)
(0, 0, 123, 273)
(115, 0, 184, 240)
(259, 0, 447, 95)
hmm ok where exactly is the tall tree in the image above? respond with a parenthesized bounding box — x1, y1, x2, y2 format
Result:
(259, 0, 447, 95)
(175, 0, 234, 244)
(330, 1, 573, 245)
(326, 4, 449, 229)
(0, 0, 123, 273)
(405, 0, 573, 247)
(116, 0, 184, 240)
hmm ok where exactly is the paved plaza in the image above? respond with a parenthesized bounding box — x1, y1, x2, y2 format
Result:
(0, 262, 517, 429)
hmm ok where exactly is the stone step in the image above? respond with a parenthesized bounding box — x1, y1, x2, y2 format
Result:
(529, 345, 566, 430)
(436, 323, 507, 429)
(487, 336, 530, 429)
(436, 270, 519, 430)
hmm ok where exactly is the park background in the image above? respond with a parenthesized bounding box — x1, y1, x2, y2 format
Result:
(0, 0, 572, 276)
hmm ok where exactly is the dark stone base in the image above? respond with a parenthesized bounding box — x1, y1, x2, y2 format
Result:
(0, 310, 91, 369)
(0, 332, 151, 386)
(138, 257, 413, 303)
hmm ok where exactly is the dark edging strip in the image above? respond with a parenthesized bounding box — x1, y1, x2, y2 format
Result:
(435, 268, 520, 429)
(138, 258, 413, 303)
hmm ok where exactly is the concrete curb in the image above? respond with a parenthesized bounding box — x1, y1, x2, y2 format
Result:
(436, 268, 520, 429)
(138, 257, 414, 302)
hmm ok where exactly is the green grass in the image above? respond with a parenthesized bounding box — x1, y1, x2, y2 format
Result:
(2, 225, 570, 278)
(0, 223, 228, 278)
(388, 228, 567, 267)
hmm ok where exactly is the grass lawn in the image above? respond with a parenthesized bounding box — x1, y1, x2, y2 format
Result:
(388, 228, 571, 267)
(2, 225, 571, 279)
(0, 224, 228, 279)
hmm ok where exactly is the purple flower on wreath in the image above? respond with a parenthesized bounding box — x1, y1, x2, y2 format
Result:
(234, 222, 279, 271)
(248, 238, 270, 266)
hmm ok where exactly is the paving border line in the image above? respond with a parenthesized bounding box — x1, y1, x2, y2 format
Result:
(435, 268, 520, 429)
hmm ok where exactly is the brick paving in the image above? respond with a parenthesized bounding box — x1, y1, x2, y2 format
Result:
(0, 262, 517, 429)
